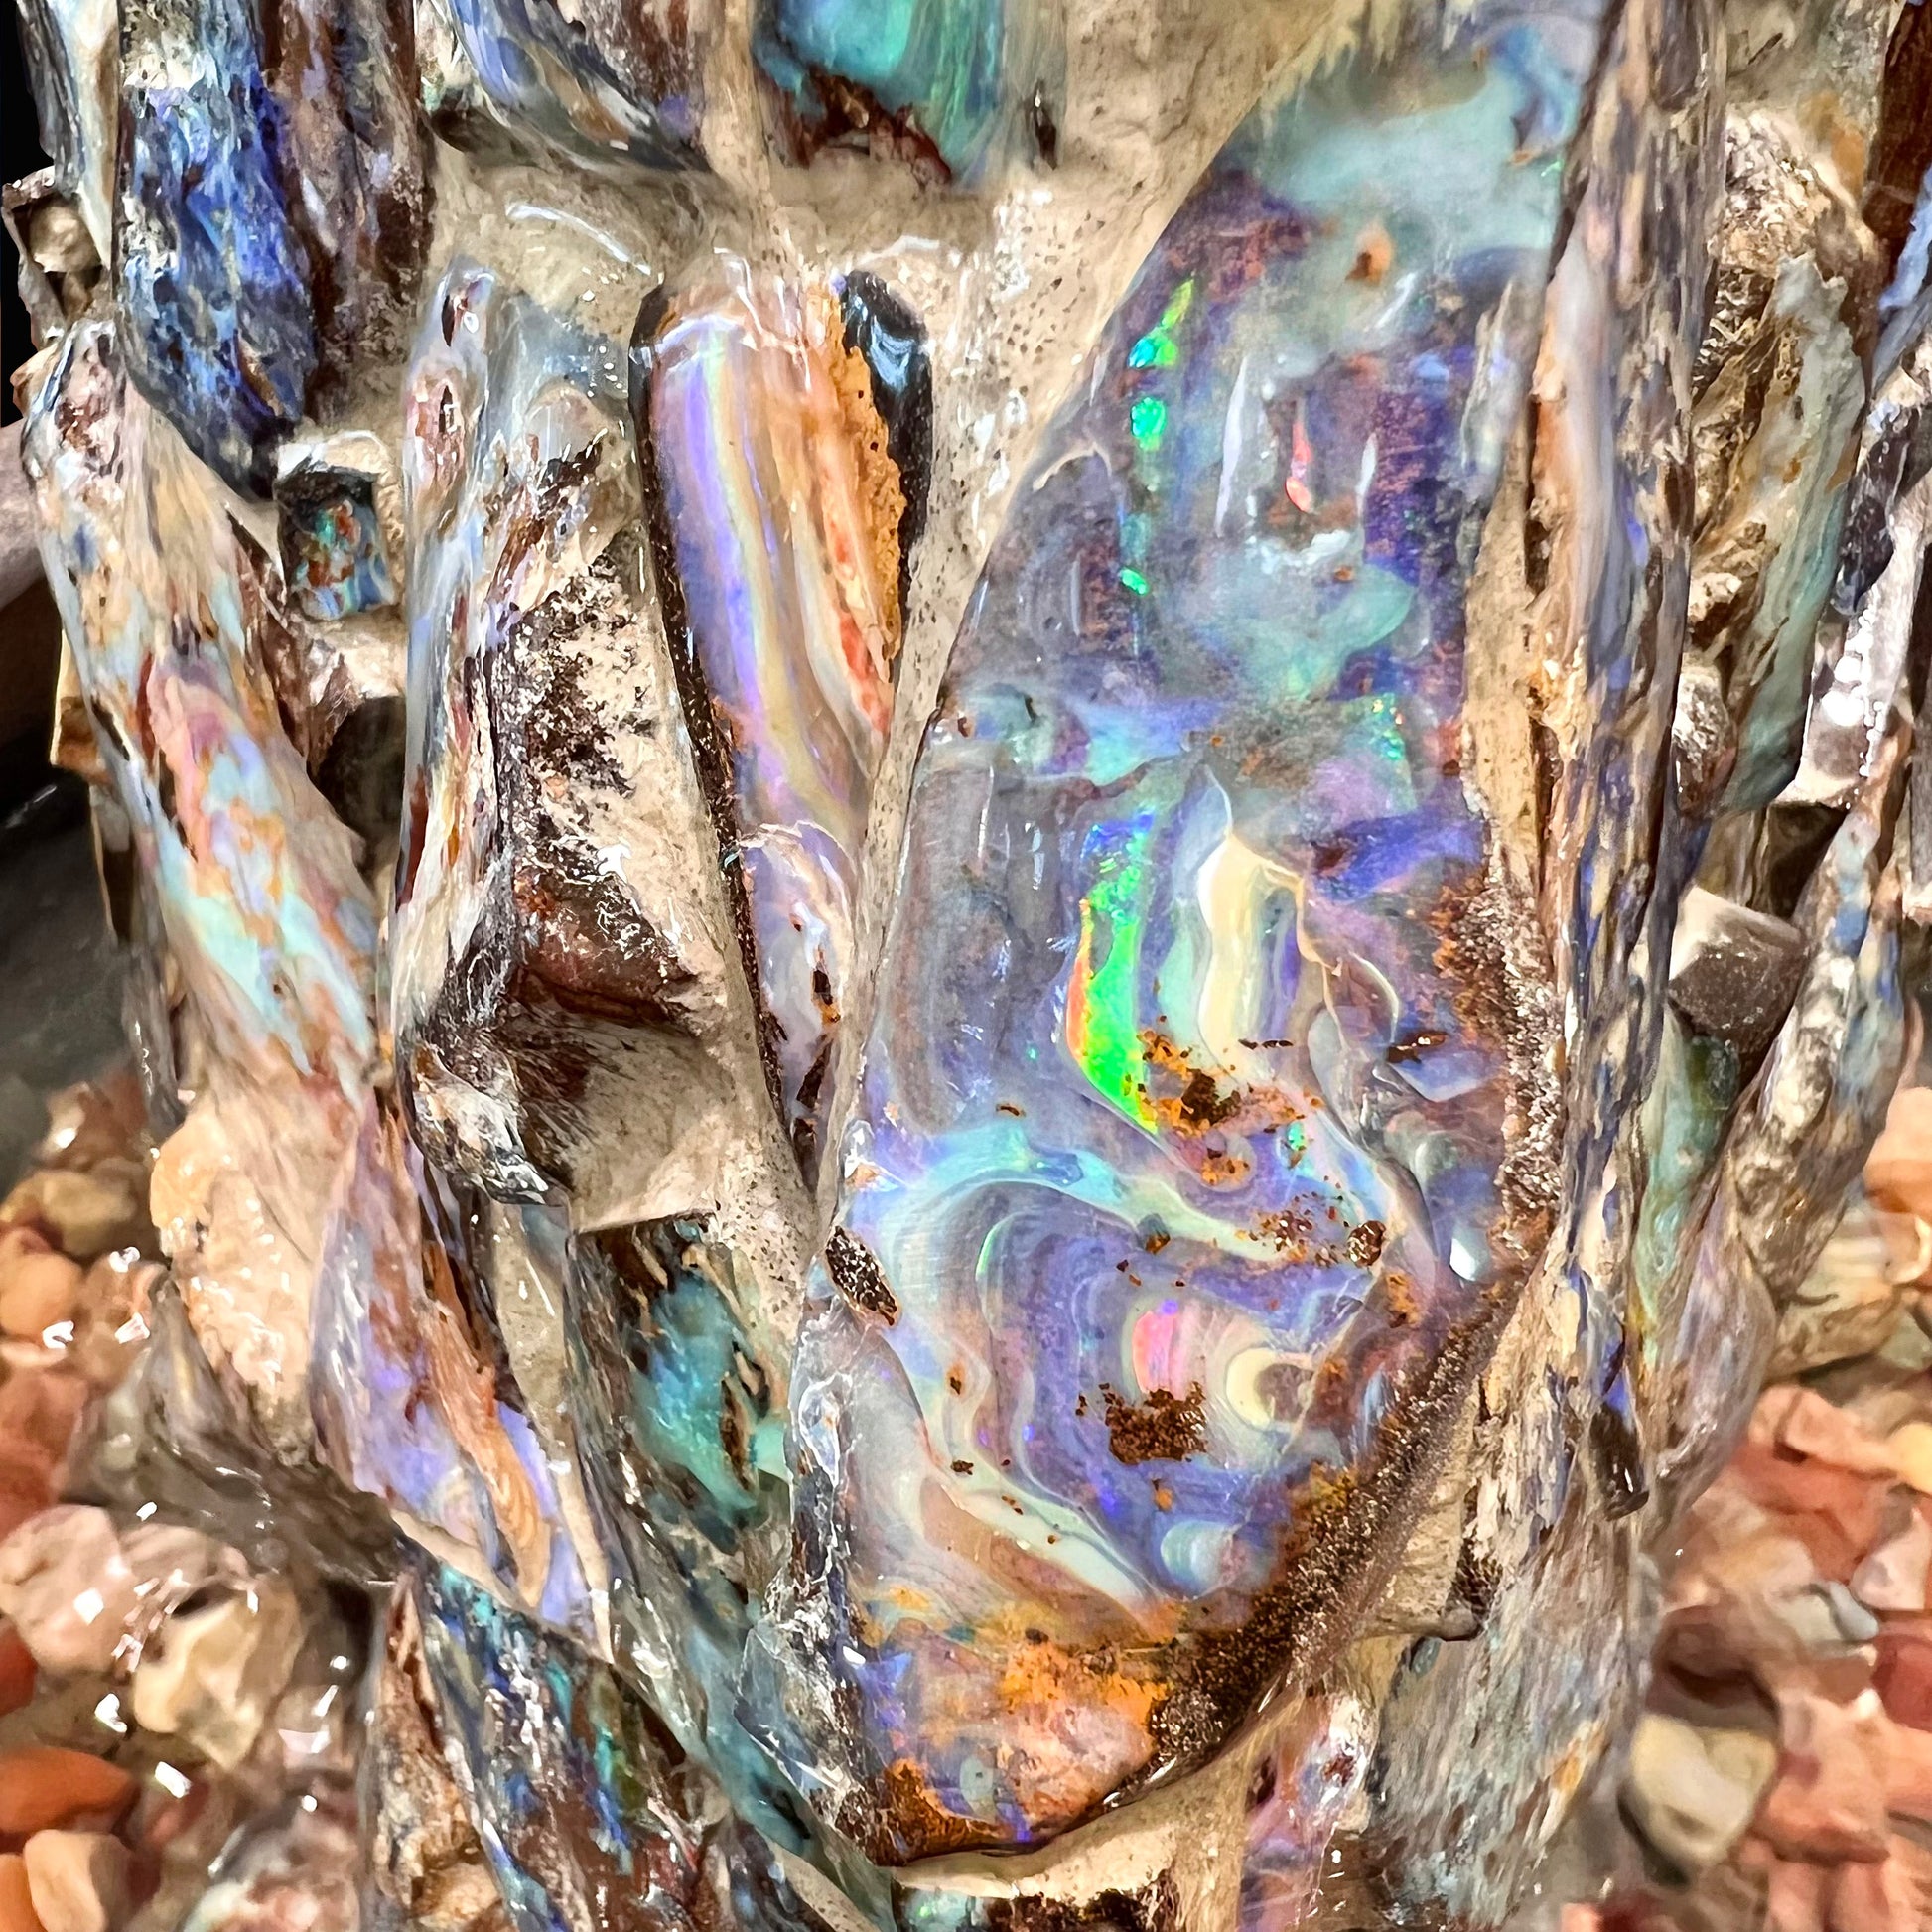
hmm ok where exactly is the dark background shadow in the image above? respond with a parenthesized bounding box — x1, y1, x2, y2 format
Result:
(4, 13, 52, 427)
(0, 32, 128, 1182)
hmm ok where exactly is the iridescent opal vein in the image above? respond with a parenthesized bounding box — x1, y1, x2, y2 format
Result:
(640, 269, 905, 1181)
(754, 0, 1061, 182)
(771, 0, 1601, 1859)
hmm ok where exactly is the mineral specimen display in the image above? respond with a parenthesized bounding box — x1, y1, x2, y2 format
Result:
(114, 0, 429, 492)
(8, 0, 1932, 1922)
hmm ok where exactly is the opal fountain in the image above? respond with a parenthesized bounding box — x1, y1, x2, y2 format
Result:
(8, 0, 1932, 1922)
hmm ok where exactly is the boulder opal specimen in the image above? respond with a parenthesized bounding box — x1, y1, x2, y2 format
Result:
(408, 1559, 704, 1932)
(635, 264, 927, 1181)
(115, 0, 318, 493)
(409, 1557, 841, 1932)
(562, 1221, 793, 1808)
(21, 317, 380, 1437)
(258, 0, 432, 392)
(771, 0, 1604, 1859)
(754, 0, 1064, 181)
(391, 259, 733, 1218)
(15, 0, 116, 258)
(22, 323, 378, 1118)
(420, 0, 709, 168)
(115, 0, 429, 492)
(309, 1095, 591, 1631)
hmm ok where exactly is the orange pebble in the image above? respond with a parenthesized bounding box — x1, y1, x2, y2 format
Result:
(0, 1855, 44, 1932)
(0, 1753, 133, 1838)
(0, 1481, 50, 1550)
(0, 1377, 88, 1493)
(0, 1256, 82, 1344)
(0, 1235, 52, 1275)
(0, 1629, 36, 1720)
(1829, 1852, 1921, 1932)
(1868, 1087, 1932, 1221)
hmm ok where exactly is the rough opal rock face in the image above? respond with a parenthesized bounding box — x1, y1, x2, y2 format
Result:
(21, 318, 379, 1433)
(15, 0, 117, 257)
(116, 0, 319, 493)
(410, 1558, 833, 1932)
(259, 0, 433, 390)
(636, 265, 925, 1181)
(420, 0, 708, 167)
(18, 0, 1932, 1921)
(754, 0, 1063, 181)
(563, 1223, 790, 1795)
(115, 0, 430, 493)
(1693, 254, 1866, 812)
(309, 1095, 591, 1631)
(770, 0, 1600, 1859)
(22, 323, 377, 1111)
(392, 258, 733, 1217)
(410, 1559, 704, 1932)
(1356, 0, 1725, 1898)
(1239, 1697, 1374, 1931)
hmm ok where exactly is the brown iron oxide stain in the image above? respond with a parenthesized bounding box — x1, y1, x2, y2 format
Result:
(1100, 1382, 1207, 1464)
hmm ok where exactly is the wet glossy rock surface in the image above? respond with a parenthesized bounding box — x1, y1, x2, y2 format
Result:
(420, 0, 707, 168)
(636, 265, 924, 1181)
(563, 1223, 786, 1792)
(113, 0, 429, 493)
(260, 0, 432, 391)
(22, 320, 378, 1435)
(13, 0, 1932, 1920)
(309, 1095, 590, 1630)
(275, 434, 402, 622)
(391, 259, 728, 1216)
(754, 0, 1062, 182)
(770, 0, 1601, 1859)
(411, 1560, 701, 1932)
(114, 0, 317, 493)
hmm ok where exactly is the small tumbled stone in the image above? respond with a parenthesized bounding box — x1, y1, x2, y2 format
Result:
(0, 1625, 37, 1718)
(1622, 1712, 1777, 1871)
(32, 1084, 145, 1177)
(1867, 1088, 1932, 1222)
(21, 1833, 128, 1932)
(1820, 1580, 1883, 1644)
(1888, 1423, 1932, 1495)
(0, 1856, 43, 1932)
(1876, 1624, 1932, 1726)
(0, 1252, 83, 1341)
(1765, 1387, 1901, 1477)
(0, 1509, 129, 1674)
(1764, 1853, 1831, 1932)
(0, 1372, 89, 1491)
(0, 1170, 145, 1264)
(1755, 1694, 1891, 1863)
(1880, 1713, 1932, 1823)
(0, 1751, 133, 1837)
(1853, 1510, 1932, 1613)
(1828, 1846, 1922, 1932)
(131, 1582, 300, 1770)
